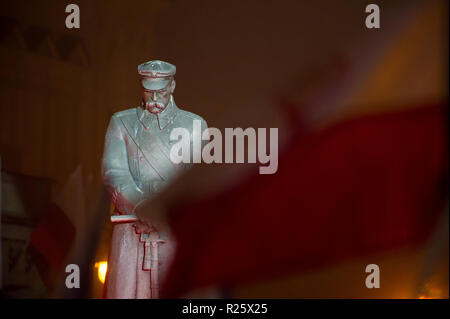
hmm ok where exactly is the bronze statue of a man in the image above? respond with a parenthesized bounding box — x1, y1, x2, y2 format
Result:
(102, 60, 207, 298)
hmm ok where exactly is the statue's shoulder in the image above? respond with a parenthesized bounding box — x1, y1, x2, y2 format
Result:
(176, 106, 207, 125)
(111, 107, 137, 120)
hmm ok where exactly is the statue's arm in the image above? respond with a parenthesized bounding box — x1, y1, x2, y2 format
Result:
(102, 115, 146, 214)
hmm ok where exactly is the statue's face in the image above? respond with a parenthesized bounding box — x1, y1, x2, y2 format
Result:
(142, 80, 175, 114)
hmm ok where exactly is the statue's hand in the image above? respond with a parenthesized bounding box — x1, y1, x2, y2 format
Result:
(134, 198, 168, 232)
(132, 219, 155, 234)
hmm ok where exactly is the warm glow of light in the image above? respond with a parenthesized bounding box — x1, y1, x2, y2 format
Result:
(95, 261, 108, 284)
(418, 295, 432, 299)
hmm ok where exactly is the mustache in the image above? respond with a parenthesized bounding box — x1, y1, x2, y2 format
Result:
(143, 100, 165, 109)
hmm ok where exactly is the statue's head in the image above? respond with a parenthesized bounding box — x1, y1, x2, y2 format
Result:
(138, 60, 176, 114)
